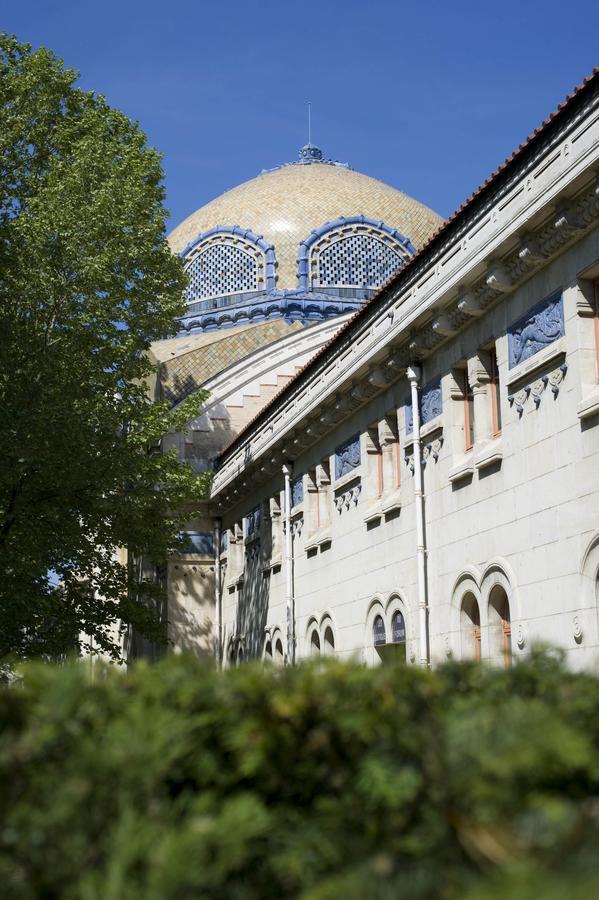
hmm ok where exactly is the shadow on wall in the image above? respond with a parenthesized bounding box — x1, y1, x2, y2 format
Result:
(231, 541, 272, 663)
(168, 562, 215, 659)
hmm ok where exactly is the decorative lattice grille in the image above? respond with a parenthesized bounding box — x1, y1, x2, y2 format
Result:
(185, 242, 260, 301)
(316, 232, 405, 289)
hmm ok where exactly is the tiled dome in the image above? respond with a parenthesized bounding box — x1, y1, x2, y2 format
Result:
(168, 149, 443, 294)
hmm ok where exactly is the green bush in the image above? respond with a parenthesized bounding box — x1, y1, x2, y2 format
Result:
(2, 653, 599, 898)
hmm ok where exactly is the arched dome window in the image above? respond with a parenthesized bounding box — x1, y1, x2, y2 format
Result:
(297, 216, 415, 293)
(181, 226, 276, 304)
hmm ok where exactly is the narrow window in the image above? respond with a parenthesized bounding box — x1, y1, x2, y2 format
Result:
(274, 638, 284, 666)
(310, 629, 321, 656)
(323, 626, 335, 656)
(264, 639, 273, 662)
(460, 593, 481, 661)
(488, 587, 511, 668)
(489, 348, 502, 437)
(463, 370, 474, 451)
(391, 610, 406, 644)
(373, 614, 386, 646)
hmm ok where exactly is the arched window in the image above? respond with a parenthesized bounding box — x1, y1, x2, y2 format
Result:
(274, 637, 284, 666)
(488, 586, 511, 667)
(323, 625, 335, 656)
(373, 614, 386, 647)
(391, 611, 406, 644)
(460, 593, 481, 661)
(297, 217, 415, 293)
(236, 644, 244, 667)
(263, 639, 273, 663)
(182, 226, 276, 303)
(310, 629, 321, 656)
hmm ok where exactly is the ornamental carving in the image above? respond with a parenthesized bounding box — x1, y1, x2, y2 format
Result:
(422, 437, 443, 465)
(405, 379, 442, 433)
(508, 293, 564, 368)
(291, 477, 304, 507)
(508, 363, 567, 416)
(334, 482, 361, 513)
(335, 434, 361, 479)
(246, 506, 261, 538)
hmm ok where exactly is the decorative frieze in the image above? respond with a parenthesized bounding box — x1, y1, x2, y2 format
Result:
(508, 293, 564, 368)
(405, 378, 442, 434)
(335, 434, 361, 479)
(291, 476, 304, 508)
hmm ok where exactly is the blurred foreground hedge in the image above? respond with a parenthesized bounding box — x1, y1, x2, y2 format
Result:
(2, 654, 599, 899)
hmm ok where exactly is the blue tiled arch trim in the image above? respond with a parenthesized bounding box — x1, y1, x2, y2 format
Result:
(296, 215, 416, 292)
(181, 225, 277, 299)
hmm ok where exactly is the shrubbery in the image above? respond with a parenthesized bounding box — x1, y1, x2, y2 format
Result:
(2, 653, 599, 898)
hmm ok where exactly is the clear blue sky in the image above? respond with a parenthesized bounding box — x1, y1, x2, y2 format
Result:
(5, 0, 598, 229)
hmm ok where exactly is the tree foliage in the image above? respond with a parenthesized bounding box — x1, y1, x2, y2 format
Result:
(1, 652, 599, 899)
(0, 35, 209, 661)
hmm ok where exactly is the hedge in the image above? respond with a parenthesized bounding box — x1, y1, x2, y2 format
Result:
(2, 652, 599, 898)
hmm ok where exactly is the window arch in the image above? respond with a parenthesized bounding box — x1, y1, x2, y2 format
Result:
(460, 592, 481, 661)
(323, 625, 335, 656)
(181, 225, 276, 303)
(263, 638, 273, 663)
(296, 216, 415, 292)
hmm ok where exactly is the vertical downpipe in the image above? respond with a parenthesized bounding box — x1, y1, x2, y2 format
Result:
(282, 463, 295, 664)
(214, 517, 222, 669)
(407, 365, 429, 667)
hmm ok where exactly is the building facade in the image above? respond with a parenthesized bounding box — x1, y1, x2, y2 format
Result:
(156, 71, 599, 670)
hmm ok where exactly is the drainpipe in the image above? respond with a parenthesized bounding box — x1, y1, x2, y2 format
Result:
(282, 462, 295, 664)
(213, 517, 222, 669)
(407, 365, 429, 667)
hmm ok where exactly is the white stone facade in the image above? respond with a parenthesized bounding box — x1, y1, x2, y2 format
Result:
(160, 73, 599, 671)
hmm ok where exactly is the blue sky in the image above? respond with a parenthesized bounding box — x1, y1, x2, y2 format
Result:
(5, 1, 598, 230)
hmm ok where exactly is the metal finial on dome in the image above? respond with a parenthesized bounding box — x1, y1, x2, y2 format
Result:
(299, 142, 324, 163)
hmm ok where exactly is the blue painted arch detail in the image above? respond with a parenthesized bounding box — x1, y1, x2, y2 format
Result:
(296, 215, 416, 292)
(181, 225, 277, 301)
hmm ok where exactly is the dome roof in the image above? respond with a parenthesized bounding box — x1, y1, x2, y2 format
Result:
(168, 151, 443, 291)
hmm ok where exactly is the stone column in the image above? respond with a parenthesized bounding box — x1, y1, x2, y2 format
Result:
(468, 351, 493, 445)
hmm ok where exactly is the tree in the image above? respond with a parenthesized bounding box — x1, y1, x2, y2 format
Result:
(0, 35, 210, 662)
